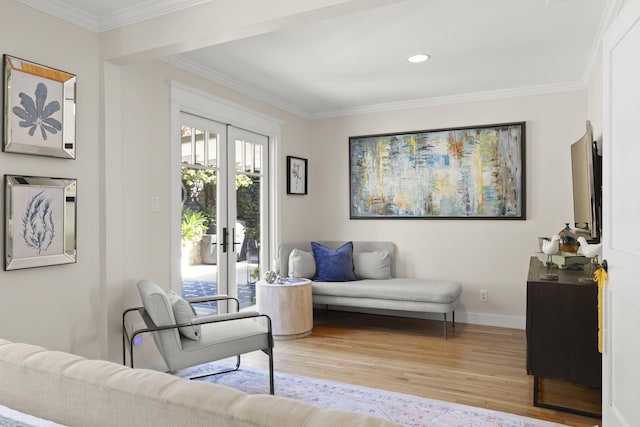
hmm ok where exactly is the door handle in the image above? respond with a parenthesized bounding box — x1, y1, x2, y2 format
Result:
(222, 227, 228, 253)
(232, 227, 242, 252)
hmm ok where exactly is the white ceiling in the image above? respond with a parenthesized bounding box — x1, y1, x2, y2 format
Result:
(19, 0, 610, 118)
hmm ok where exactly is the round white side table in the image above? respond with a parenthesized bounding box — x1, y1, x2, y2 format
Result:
(256, 278, 312, 340)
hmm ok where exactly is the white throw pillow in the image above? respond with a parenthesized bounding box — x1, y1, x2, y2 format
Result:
(353, 250, 392, 279)
(167, 291, 201, 340)
(288, 248, 316, 279)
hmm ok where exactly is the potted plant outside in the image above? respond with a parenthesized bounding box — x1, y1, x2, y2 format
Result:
(181, 208, 208, 266)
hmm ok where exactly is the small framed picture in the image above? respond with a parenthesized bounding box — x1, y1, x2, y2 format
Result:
(3, 55, 77, 159)
(4, 175, 77, 271)
(287, 156, 307, 195)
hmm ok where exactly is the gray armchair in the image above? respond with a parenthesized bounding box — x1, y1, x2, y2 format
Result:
(123, 279, 274, 394)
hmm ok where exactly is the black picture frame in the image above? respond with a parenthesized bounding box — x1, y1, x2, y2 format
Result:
(349, 122, 526, 219)
(287, 156, 307, 195)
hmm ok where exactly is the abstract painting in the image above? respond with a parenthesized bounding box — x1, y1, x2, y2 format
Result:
(3, 55, 76, 158)
(4, 175, 77, 270)
(349, 122, 525, 219)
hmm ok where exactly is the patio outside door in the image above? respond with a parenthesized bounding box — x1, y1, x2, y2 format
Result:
(180, 112, 268, 312)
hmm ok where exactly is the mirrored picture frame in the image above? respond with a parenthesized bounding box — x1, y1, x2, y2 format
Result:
(3, 55, 76, 159)
(4, 175, 77, 270)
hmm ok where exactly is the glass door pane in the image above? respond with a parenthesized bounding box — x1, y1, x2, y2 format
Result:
(180, 114, 225, 315)
(230, 127, 268, 309)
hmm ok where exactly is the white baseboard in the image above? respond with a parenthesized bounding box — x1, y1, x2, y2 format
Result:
(318, 305, 525, 330)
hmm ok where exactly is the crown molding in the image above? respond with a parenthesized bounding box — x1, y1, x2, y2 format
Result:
(16, 0, 100, 31)
(98, 0, 210, 32)
(311, 82, 588, 119)
(16, 0, 209, 32)
(163, 55, 313, 119)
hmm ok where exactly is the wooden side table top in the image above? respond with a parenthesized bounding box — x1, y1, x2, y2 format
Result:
(257, 277, 311, 287)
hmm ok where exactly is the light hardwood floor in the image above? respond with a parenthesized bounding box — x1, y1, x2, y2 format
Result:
(243, 310, 601, 427)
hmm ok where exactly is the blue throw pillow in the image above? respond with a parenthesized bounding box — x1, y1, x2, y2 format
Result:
(311, 241, 357, 282)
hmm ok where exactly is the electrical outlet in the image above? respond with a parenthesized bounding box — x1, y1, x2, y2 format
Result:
(480, 290, 488, 302)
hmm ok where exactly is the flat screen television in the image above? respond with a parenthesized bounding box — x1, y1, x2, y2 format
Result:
(570, 121, 602, 241)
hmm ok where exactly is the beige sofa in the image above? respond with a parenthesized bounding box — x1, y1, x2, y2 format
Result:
(0, 338, 399, 427)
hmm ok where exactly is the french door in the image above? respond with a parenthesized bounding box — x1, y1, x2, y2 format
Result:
(180, 112, 269, 310)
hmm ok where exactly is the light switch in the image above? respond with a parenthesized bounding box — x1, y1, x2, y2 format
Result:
(151, 196, 159, 212)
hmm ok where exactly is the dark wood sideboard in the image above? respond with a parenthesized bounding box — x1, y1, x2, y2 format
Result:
(526, 256, 602, 418)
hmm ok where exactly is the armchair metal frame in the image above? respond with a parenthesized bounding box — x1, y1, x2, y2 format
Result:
(122, 294, 274, 394)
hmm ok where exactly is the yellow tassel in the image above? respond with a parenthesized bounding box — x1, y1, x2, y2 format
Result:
(594, 266, 608, 353)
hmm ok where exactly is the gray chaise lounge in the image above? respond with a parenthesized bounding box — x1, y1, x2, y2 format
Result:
(278, 241, 463, 338)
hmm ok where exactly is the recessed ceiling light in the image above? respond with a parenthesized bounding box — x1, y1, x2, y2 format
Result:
(408, 54, 431, 63)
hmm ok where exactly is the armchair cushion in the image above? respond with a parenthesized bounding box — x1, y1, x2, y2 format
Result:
(168, 291, 201, 341)
(167, 312, 272, 372)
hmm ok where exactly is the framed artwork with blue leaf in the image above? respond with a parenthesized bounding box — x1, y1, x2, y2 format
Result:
(4, 175, 77, 270)
(3, 55, 76, 159)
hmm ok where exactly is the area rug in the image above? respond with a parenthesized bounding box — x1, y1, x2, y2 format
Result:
(177, 362, 566, 427)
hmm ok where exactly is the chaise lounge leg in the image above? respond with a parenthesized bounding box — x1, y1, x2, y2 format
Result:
(443, 313, 448, 339)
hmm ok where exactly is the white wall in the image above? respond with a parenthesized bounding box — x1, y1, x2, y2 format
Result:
(0, 2, 102, 356)
(309, 91, 589, 327)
